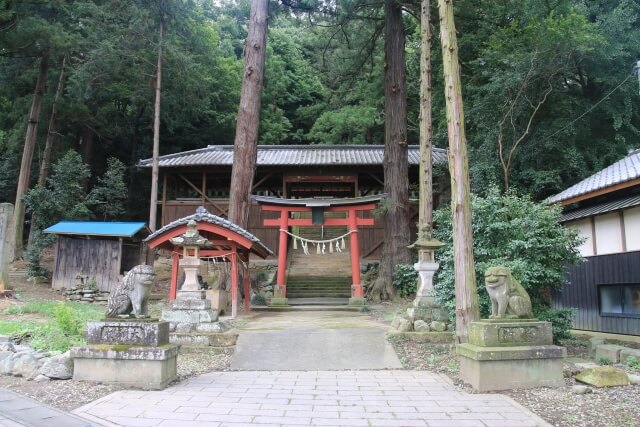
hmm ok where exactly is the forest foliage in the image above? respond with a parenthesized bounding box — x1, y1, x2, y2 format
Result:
(0, 0, 638, 221)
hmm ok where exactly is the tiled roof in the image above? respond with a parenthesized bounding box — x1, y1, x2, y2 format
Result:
(137, 145, 448, 168)
(548, 149, 640, 204)
(558, 194, 640, 223)
(144, 207, 272, 258)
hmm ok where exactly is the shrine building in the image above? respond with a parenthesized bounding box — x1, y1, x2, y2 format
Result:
(138, 144, 448, 260)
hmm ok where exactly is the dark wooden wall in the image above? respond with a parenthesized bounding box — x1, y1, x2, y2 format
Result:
(52, 236, 122, 292)
(553, 251, 640, 335)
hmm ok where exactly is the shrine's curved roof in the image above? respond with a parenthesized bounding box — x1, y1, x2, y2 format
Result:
(144, 207, 273, 258)
(137, 144, 447, 168)
(252, 194, 385, 207)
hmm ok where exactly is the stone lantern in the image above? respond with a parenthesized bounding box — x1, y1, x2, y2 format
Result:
(170, 220, 209, 300)
(408, 224, 444, 308)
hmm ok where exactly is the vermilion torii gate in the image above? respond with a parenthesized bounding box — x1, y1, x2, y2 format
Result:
(252, 195, 384, 306)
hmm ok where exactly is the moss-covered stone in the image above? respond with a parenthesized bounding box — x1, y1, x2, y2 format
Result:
(575, 366, 630, 388)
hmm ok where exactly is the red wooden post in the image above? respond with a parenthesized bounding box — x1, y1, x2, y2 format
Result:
(170, 251, 179, 301)
(243, 266, 251, 312)
(349, 209, 364, 303)
(274, 208, 289, 304)
(231, 252, 238, 318)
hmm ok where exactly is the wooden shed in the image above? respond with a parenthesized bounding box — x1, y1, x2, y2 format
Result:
(44, 222, 150, 292)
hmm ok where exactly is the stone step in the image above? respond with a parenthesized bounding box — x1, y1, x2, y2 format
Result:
(287, 292, 352, 298)
(286, 279, 352, 285)
(287, 288, 351, 293)
(169, 332, 238, 347)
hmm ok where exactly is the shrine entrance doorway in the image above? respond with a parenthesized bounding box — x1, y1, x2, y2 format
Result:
(252, 195, 384, 306)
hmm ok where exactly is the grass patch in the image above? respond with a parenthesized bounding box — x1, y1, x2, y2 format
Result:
(0, 321, 39, 335)
(1, 302, 104, 352)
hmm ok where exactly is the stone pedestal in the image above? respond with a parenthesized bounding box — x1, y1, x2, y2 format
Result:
(457, 319, 566, 392)
(0, 203, 15, 296)
(71, 319, 178, 389)
(161, 296, 236, 346)
(413, 260, 439, 306)
(348, 297, 365, 306)
(205, 288, 229, 315)
(270, 285, 288, 307)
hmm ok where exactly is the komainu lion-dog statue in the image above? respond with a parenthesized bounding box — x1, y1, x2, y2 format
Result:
(484, 266, 533, 319)
(107, 265, 156, 318)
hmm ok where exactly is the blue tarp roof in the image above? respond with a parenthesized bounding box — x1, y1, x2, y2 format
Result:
(43, 221, 148, 238)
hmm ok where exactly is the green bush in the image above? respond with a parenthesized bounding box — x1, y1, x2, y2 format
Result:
(432, 187, 583, 340)
(393, 264, 418, 298)
(53, 302, 82, 336)
(534, 306, 576, 344)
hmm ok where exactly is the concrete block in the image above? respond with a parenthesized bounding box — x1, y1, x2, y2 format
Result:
(86, 320, 169, 346)
(595, 344, 626, 363)
(270, 298, 288, 306)
(620, 348, 640, 362)
(587, 337, 605, 358)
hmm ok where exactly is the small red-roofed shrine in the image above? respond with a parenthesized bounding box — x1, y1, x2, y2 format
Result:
(144, 207, 272, 317)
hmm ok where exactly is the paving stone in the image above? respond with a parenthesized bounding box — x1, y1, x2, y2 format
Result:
(73, 370, 550, 427)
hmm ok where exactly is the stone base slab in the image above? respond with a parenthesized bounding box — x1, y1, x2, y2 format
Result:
(387, 331, 454, 344)
(171, 298, 211, 310)
(348, 297, 365, 306)
(86, 320, 169, 346)
(170, 332, 238, 347)
(468, 320, 553, 347)
(270, 298, 288, 306)
(161, 308, 219, 324)
(458, 343, 565, 392)
(407, 307, 448, 322)
(71, 344, 179, 390)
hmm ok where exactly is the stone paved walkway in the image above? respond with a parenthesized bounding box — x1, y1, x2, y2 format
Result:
(231, 311, 402, 370)
(74, 370, 551, 427)
(0, 387, 94, 427)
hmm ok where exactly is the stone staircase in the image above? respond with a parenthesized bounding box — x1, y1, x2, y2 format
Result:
(286, 245, 352, 300)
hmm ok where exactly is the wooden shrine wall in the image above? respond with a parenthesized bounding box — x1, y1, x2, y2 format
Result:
(51, 236, 122, 292)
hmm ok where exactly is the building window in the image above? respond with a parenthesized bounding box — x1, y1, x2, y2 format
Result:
(599, 284, 640, 316)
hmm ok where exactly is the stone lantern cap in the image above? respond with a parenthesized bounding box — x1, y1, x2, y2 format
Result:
(408, 224, 445, 251)
(169, 220, 210, 248)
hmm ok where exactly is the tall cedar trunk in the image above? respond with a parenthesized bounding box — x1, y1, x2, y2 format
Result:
(228, 0, 269, 228)
(438, 0, 480, 342)
(79, 125, 94, 191)
(372, 0, 411, 301)
(13, 53, 49, 260)
(27, 57, 66, 248)
(419, 0, 433, 229)
(149, 19, 163, 232)
(37, 57, 65, 188)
